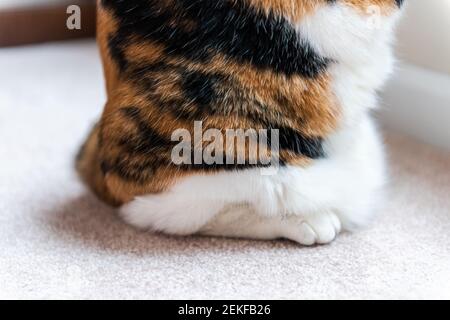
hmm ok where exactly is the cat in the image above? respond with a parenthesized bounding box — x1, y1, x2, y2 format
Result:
(77, 0, 405, 245)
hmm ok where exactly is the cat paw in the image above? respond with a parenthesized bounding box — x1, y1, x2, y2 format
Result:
(282, 211, 342, 246)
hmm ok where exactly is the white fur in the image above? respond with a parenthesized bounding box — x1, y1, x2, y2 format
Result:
(121, 3, 401, 245)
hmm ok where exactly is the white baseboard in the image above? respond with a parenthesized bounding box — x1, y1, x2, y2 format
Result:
(379, 62, 450, 151)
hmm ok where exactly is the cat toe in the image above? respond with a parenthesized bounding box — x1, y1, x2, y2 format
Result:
(282, 211, 342, 246)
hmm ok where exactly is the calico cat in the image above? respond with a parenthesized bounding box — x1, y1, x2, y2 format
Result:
(77, 0, 404, 245)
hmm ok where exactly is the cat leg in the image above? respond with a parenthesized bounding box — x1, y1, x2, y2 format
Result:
(120, 169, 282, 236)
(121, 115, 384, 244)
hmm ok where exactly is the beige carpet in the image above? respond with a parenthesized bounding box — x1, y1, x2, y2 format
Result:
(1, 40, 449, 300)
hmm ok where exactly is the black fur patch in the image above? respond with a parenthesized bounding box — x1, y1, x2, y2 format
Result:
(273, 127, 325, 159)
(395, 0, 405, 8)
(102, 0, 330, 77)
(180, 71, 224, 113)
(119, 106, 172, 156)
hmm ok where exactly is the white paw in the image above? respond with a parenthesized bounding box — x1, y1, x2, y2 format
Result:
(120, 195, 168, 230)
(282, 211, 342, 246)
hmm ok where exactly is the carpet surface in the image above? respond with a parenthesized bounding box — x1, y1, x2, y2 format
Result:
(1, 41, 449, 300)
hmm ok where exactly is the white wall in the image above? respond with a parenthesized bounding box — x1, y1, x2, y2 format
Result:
(380, 0, 450, 151)
(396, 0, 450, 75)
(0, 0, 86, 9)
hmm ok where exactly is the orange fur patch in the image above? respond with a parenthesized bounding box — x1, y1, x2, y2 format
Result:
(343, 0, 398, 15)
(243, 0, 327, 22)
